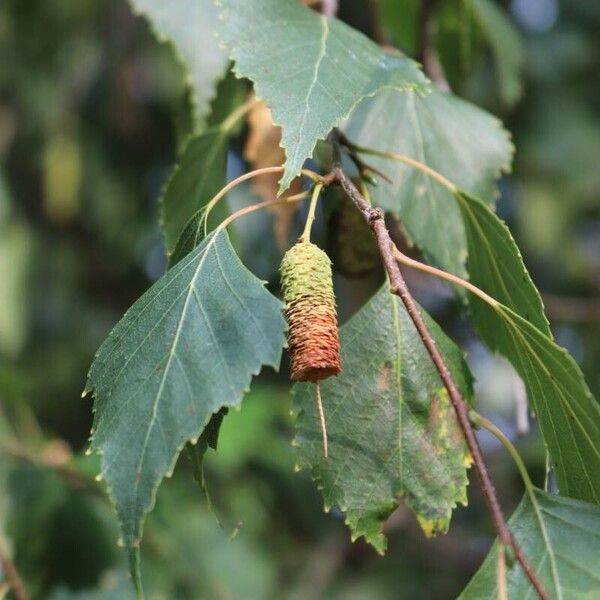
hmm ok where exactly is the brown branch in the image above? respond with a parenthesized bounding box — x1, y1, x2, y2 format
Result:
(0, 545, 29, 600)
(329, 133, 548, 600)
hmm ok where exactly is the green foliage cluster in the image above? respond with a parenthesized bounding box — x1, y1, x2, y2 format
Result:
(1, 0, 600, 599)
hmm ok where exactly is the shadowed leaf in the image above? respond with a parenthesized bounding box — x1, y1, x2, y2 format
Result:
(85, 229, 286, 577)
(293, 285, 472, 552)
(460, 489, 600, 599)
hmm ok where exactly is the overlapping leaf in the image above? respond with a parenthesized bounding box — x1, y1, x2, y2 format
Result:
(460, 489, 600, 598)
(160, 128, 228, 256)
(215, 0, 429, 192)
(85, 229, 285, 568)
(344, 88, 512, 277)
(129, 0, 229, 121)
(294, 286, 472, 552)
(456, 191, 600, 504)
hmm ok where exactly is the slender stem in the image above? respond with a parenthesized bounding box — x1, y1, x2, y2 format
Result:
(471, 412, 536, 496)
(497, 544, 508, 600)
(203, 167, 320, 236)
(0, 545, 29, 600)
(220, 96, 258, 132)
(300, 183, 323, 242)
(218, 192, 309, 231)
(315, 382, 329, 459)
(329, 133, 548, 600)
(393, 246, 498, 308)
(341, 139, 457, 193)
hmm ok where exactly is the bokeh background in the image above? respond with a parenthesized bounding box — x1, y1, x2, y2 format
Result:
(0, 0, 598, 598)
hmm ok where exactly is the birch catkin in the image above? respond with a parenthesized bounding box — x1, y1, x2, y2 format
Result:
(280, 242, 341, 382)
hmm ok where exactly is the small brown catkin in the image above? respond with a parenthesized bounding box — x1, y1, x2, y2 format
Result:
(280, 242, 341, 383)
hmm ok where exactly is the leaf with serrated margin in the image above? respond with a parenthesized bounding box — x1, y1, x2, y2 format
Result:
(456, 191, 600, 504)
(85, 229, 285, 573)
(456, 190, 550, 338)
(293, 285, 472, 553)
(215, 0, 429, 192)
(129, 0, 229, 122)
(344, 88, 512, 278)
(460, 489, 600, 599)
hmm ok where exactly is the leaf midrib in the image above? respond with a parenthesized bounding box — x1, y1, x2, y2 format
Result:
(129, 232, 220, 529)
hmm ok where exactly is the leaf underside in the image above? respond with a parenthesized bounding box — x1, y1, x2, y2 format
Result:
(457, 191, 600, 504)
(215, 0, 430, 192)
(129, 0, 229, 122)
(460, 489, 600, 599)
(344, 88, 513, 278)
(293, 285, 472, 552)
(86, 229, 285, 557)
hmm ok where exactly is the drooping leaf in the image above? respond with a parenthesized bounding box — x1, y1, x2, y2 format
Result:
(456, 191, 600, 504)
(215, 0, 430, 192)
(460, 489, 600, 599)
(469, 0, 525, 106)
(128, 0, 229, 122)
(85, 229, 285, 570)
(293, 285, 472, 552)
(492, 306, 600, 504)
(456, 190, 550, 338)
(344, 88, 512, 277)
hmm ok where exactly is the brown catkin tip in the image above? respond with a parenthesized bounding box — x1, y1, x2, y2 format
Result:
(280, 242, 342, 383)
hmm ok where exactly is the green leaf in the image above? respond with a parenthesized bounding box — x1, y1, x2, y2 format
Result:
(128, 0, 229, 122)
(293, 286, 472, 552)
(469, 0, 525, 106)
(456, 190, 550, 338)
(460, 489, 600, 599)
(456, 192, 600, 503)
(215, 0, 429, 192)
(160, 127, 228, 256)
(344, 88, 512, 277)
(85, 228, 285, 568)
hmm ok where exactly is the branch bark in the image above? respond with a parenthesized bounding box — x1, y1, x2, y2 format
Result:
(329, 132, 548, 600)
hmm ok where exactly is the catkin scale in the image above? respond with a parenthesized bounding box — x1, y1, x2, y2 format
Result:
(280, 242, 342, 382)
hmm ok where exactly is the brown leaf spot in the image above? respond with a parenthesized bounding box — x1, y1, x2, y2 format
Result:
(377, 362, 393, 392)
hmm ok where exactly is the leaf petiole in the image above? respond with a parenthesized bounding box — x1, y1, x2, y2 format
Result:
(203, 167, 322, 236)
(470, 411, 536, 497)
(393, 247, 499, 308)
(299, 183, 324, 243)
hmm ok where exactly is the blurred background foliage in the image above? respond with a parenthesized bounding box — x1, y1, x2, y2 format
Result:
(0, 0, 598, 598)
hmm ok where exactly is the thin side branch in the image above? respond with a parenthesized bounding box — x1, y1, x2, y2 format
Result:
(0, 545, 29, 600)
(329, 133, 548, 600)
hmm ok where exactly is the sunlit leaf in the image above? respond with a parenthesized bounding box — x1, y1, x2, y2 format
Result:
(129, 0, 229, 122)
(344, 88, 512, 277)
(215, 0, 429, 192)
